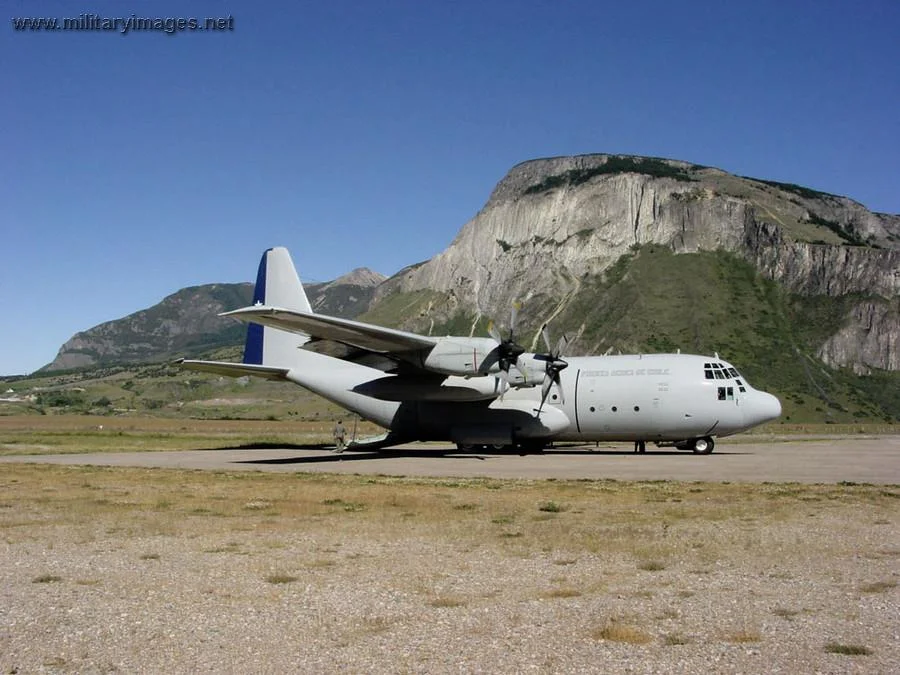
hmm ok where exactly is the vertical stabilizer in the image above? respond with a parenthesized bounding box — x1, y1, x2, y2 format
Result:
(243, 247, 312, 367)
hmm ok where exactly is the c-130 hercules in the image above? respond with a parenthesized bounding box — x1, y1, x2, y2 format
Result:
(179, 247, 781, 453)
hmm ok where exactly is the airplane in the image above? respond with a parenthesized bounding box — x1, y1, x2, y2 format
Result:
(178, 247, 781, 454)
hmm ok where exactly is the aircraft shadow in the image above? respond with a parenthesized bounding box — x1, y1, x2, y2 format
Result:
(233, 445, 750, 465)
(237, 449, 487, 465)
(198, 442, 333, 452)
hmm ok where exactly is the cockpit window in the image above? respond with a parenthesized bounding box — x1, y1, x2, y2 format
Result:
(704, 369, 714, 379)
(728, 367, 739, 378)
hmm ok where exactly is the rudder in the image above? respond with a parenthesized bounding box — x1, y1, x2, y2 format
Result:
(243, 247, 312, 367)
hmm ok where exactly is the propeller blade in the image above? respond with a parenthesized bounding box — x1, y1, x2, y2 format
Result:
(541, 373, 553, 400)
(509, 302, 520, 340)
(541, 324, 553, 354)
(487, 320, 501, 343)
(496, 372, 509, 399)
(555, 334, 569, 357)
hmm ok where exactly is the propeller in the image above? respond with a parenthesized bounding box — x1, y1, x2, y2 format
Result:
(487, 302, 526, 379)
(533, 324, 569, 415)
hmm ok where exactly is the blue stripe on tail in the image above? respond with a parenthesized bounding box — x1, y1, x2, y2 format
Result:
(242, 248, 271, 365)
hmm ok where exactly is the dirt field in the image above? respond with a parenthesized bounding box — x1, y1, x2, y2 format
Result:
(1, 465, 898, 673)
(1, 417, 898, 672)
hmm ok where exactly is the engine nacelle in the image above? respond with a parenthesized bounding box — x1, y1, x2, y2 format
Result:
(502, 354, 550, 389)
(418, 337, 500, 376)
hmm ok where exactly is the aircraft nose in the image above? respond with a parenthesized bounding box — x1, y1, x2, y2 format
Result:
(746, 391, 782, 426)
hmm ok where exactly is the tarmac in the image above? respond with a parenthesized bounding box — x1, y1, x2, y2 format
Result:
(2, 435, 899, 484)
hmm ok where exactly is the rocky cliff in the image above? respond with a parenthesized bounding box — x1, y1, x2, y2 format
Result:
(376, 154, 899, 374)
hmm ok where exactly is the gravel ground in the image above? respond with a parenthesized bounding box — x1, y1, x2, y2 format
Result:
(1, 475, 898, 674)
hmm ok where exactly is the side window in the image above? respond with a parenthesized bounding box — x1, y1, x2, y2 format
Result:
(718, 387, 726, 401)
(727, 387, 734, 400)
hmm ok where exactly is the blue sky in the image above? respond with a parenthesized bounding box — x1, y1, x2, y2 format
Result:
(3, 0, 898, 375)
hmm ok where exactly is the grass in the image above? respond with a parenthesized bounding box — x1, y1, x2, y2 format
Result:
(32, 574, 62, 583)
(592, 619, 653, 644)
(772, 607, 802, 621)
(538, 500, 564, 513)
(0, 415, 384, 456)
(264, 574, 299, 584)
(2, 462, 898, 669)
(725, 629, 762, 644)
(662, 633, 690, 646)
(824, 642, 872, 656)
(637, 559, 666, 571)
(859, 580, 897, 593)
(540, 587, 582, 599)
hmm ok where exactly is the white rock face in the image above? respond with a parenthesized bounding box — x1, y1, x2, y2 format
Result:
(386, 154, 899, 372)
(818, 300, 900, 374)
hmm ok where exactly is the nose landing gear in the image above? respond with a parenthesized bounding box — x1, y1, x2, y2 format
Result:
(690, 436, 715, 454)
(666, 436, 716, 454)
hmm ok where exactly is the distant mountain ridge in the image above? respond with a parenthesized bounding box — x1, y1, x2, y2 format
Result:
(42, 268, 385, 371)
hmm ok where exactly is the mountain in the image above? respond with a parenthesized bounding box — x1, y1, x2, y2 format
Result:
(358, 154, 898, 420)
(42, 268, 385, 371)
(40, 154, 899, 421)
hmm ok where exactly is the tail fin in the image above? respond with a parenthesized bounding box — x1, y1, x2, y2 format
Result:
(243, 247, 312, 367)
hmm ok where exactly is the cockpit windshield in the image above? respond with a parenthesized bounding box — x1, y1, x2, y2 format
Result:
(703, 362, 747, 392)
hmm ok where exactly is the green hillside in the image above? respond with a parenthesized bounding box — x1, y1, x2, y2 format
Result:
(359, 246, 899, 424)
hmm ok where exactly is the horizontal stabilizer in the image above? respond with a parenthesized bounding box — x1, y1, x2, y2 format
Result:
(176, 358, 290, 380)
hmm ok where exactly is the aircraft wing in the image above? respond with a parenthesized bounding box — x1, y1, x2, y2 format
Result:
(222, 306, 436, 354)
(176, 358, 290, 380)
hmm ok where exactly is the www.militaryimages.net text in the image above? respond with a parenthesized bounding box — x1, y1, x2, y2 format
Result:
(11, 13, 234, 35)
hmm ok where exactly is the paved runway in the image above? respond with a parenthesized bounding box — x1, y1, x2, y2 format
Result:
(2, 436, 898, 484)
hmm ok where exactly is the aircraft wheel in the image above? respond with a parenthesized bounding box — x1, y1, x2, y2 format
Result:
(457, 443, 477, 452)
(490, 443, 507, 450)
(692, 436, 715, 454)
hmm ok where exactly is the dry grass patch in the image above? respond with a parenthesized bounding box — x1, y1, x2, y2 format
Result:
(725, 629, 762, 644)
(772, 607, 801, 620)
(1, 464, 898, 581)
(540, 587, 583, 599)
(32, 574, 62, 583)
(592, 619, 652, 644)
(264, 574, 299, 584)
(824, 642, 872, 656)
(662, 632, 690, 646)
(637, 559, 666, 571)
(859, 579, 897, 593)
(305, 558, 336, 569)
(139, 552, 160, 560)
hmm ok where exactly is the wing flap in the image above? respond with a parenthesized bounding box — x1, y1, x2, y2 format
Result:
(223, 306, 436, 354)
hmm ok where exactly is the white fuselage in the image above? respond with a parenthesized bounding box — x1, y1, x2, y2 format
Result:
(285, 350, 781, 445)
